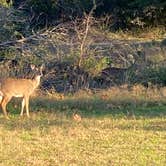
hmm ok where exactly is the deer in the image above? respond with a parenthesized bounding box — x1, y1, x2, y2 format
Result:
(0, 64, 44, 119)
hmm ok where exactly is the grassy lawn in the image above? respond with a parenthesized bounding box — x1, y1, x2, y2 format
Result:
(0, 90, 166, 166)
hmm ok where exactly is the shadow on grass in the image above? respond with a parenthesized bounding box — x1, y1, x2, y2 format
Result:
(114, 119, 166, 132)
(0, 96, 166, 131)
(31, 96, 166, 118)
(0, 117, 70, 129)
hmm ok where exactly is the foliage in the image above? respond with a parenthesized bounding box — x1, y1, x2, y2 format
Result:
(0, 47, 43, 78)
(3, 0, 165, 29)
(0, 1, 166, 92)
(0, 0, 9, 6)
(97, 0, 166, 29)
(0, 6, 30, 43)
(82, 56, 110, 76)
(143, 66, 166, 86)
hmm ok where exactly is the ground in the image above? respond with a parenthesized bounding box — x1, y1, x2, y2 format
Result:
(0, 87, 166, 166)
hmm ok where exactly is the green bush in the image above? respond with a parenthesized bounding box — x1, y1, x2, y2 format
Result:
(6, 0, 165, 30)
(131, 66, 166, 86)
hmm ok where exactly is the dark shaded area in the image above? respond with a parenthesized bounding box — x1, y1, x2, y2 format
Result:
(40, 40, 166, 92)
(10, 0, 166, 29)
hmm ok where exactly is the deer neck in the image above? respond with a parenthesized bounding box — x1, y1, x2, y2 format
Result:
(32, 75, 41, 89)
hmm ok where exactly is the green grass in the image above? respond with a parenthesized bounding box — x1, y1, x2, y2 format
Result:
(0, 95, 166, 166)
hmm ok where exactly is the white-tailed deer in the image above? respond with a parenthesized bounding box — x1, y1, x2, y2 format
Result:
(0, 64, 44, 119)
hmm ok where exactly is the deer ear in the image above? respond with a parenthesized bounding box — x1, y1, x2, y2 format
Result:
(40, 64, 44, 76)
(30, 64, 35, 70)
(40, 64, 45, 70)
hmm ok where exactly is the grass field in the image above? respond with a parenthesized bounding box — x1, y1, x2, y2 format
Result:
(0, 87, 166, 166)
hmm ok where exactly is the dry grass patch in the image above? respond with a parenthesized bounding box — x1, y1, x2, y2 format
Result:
(106, 27, 166, 41)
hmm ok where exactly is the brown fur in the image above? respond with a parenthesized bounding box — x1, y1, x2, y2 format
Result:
(0, 65, 43, 119)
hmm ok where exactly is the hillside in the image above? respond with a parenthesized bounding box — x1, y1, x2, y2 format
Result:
(0, 1, 166, 92)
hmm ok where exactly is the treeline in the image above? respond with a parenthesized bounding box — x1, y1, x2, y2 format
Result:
(4, 0, 166, 30)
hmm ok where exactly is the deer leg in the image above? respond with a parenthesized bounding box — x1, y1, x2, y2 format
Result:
(20, 98, 25, 116)
(25, 96, 30, 118)
(0, 96, 3, 104)
(1, 96, 11, 119)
